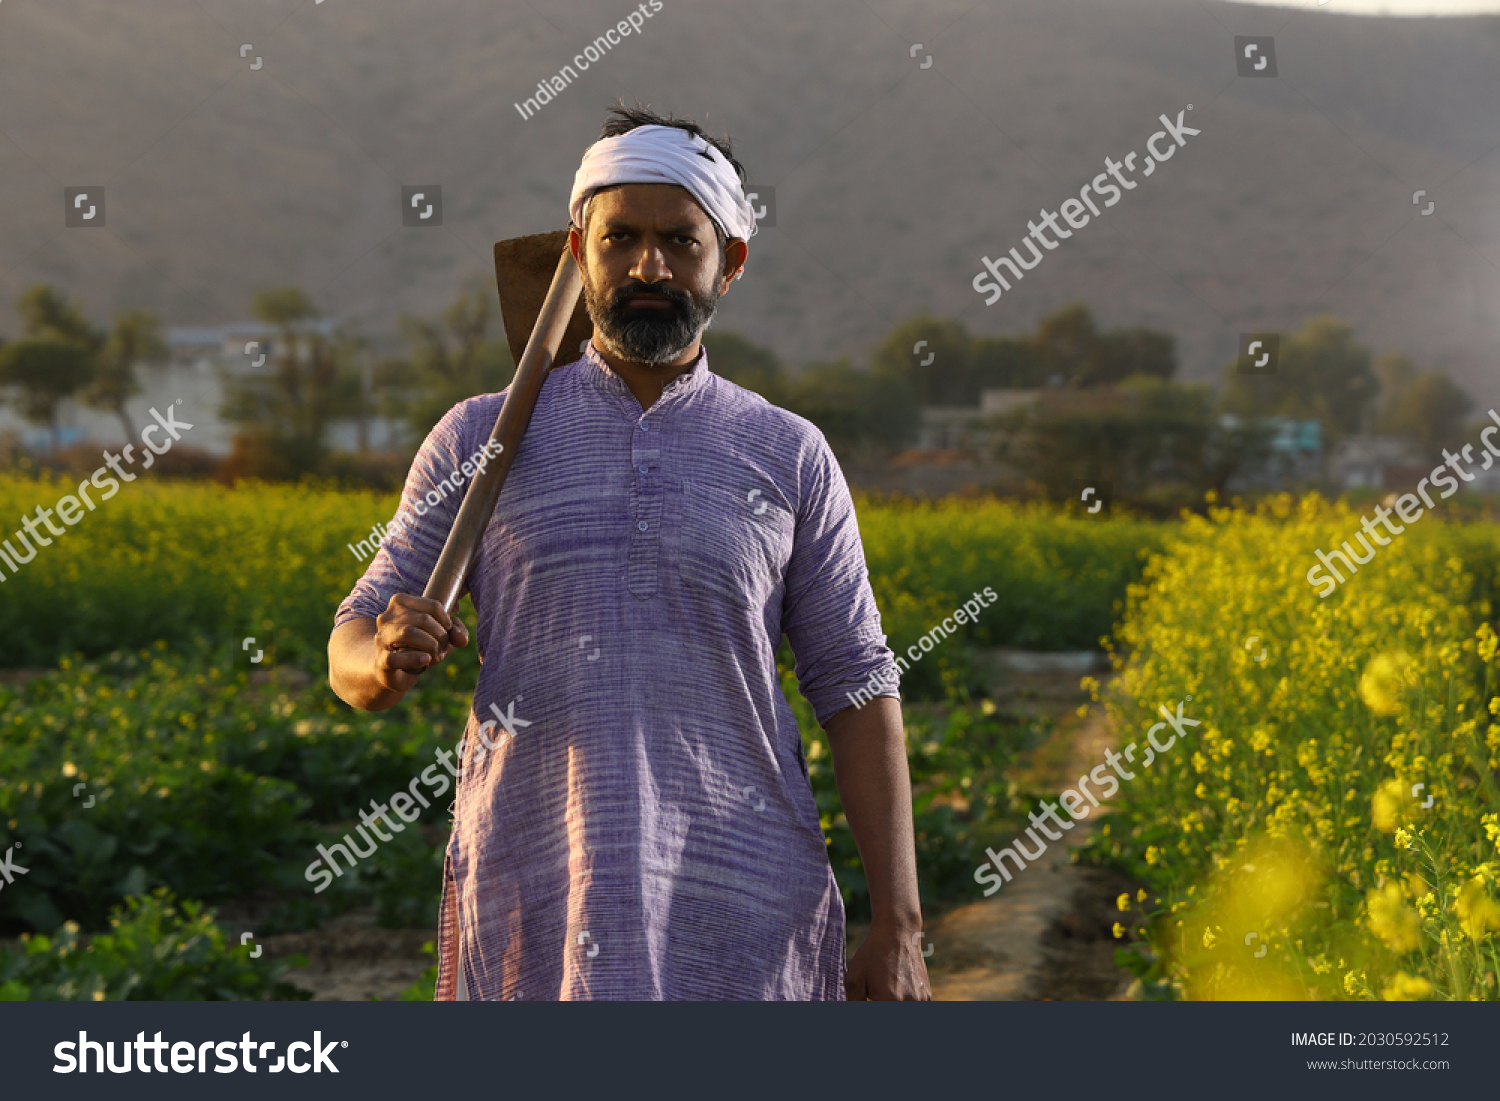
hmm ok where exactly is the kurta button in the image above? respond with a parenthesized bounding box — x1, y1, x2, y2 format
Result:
(638, 465, 649, 474)
(637, 520, 649, 531)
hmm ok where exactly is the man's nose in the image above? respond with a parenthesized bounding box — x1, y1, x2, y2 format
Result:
(629, 244, 672, 286)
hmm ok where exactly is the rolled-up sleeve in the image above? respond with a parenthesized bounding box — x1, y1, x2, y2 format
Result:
(333, 398, 487, 630)
(779, 431, 900, 727)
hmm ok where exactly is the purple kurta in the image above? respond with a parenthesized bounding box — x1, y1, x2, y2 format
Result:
(334, 341, 900, 1000)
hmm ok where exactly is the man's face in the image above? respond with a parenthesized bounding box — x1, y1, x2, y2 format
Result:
(573, 183, 736, 367)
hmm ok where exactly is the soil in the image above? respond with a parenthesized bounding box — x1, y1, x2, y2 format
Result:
(848, 661, 1142, 1001)
(260, 913, 436, 1002)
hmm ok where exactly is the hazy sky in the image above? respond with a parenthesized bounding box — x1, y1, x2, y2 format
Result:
(1233, 0, 1500, 12)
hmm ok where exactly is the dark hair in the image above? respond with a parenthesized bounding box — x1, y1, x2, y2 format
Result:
(579, 100, 746, 256)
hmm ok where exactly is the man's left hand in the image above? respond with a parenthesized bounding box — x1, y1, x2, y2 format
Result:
(845, 922, 932, 1000)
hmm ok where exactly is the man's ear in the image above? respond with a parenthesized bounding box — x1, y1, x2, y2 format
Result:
(721, 238, 749, 293)
(567, 224, 584, 268)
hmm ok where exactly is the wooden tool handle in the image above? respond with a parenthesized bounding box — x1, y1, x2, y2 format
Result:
(421, 245, 582, 614)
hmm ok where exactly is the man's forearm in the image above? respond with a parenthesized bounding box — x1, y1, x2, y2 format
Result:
(824, 695, 923, 933)
(329, 617, 406, 712)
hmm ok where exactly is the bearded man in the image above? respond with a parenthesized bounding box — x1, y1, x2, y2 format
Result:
(329, 104, 929, 1001)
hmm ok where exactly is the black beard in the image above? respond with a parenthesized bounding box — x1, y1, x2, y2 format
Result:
(583, 273, 719, 367)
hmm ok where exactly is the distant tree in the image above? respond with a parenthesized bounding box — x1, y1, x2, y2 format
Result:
(1220, 315, 1378, 439)
(1372, 352, 1472, 454)
(992, 375, 1270, 503)
(0, 285, 101, 451)
(867, 305, 1174, 411)
(87, 310, 168, 442)
(221, 286, 364, 478)
(1026, 302, 1176, 388)
(869, 316, 974, 405)
(378, 280, 513, 447)
(970, 333, 1046, 391)
(0, 339, 95, 452)
(17, 285, 102, 351)
(1090, 325, 1176, 386)
(1030, 302, 1099, 387)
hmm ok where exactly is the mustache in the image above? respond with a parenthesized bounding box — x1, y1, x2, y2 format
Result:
(610, 281, 691, 311)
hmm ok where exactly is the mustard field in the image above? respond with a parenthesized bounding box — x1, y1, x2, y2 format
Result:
(2, 473, 1498, 1000)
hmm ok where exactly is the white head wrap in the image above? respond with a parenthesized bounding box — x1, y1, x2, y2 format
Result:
(569, 124, 757, 243)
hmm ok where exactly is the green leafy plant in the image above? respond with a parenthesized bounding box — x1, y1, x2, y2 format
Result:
(0, 888, 309, 1000)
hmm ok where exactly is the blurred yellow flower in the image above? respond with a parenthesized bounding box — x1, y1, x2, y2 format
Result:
(1112, 922, 1126, 939)
(1381, 972, 1433, 1001)
(1371, 779, 1407, 833)
(1116, 893, 1131, 912)
(1455, 878, 1500, 942)
(1358, 652, 1417, 717)
(1366, 883, 1422, 953)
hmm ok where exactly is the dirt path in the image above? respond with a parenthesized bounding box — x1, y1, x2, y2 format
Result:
(264, 915, 434, 1002)
(887, 660, 1139, 1000)
(921, 698, 1135, 1000)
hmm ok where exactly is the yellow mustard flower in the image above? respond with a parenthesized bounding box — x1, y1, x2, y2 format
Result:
(1455, 878, 1500, 942)
(1358, 652, 1417, 717)
(1366, 883, 1422, 953)
(1371, 779, 1407, 832)
(1381, 972, 1433, 1001)
(1116, 893, 1131, 912)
